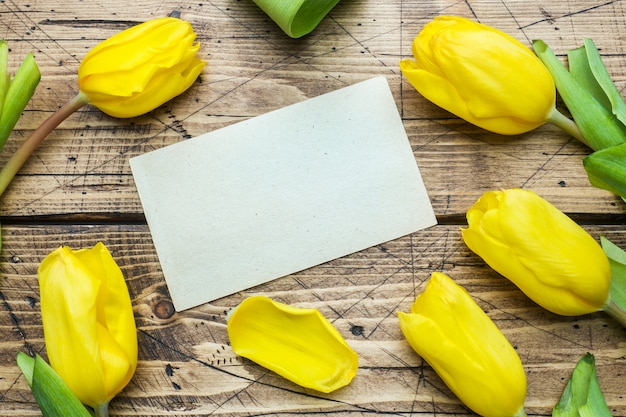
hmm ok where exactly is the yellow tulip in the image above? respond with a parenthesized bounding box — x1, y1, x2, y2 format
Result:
(398, 272, 527, 417)
(400, 16, 556, 135)
(462, 189, 611, 316)
(77, 16, 205, 118)
(0, 17, 206, 197)
(38, 242, 137, 414)
(227, 295, 358, 393)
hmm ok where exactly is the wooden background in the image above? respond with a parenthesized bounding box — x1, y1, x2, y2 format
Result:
(1, 0, 625, 415)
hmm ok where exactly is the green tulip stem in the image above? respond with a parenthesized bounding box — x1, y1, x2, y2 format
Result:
(94, 403, 110, 417)
(0, 92, 88, 199)
(605, 299, 626, 327)
(547, 107, 588, 146)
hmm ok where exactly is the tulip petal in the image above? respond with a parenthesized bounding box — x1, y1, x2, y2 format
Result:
(79, 18, 194, 74)
(79, 25, 200, 95)
(39, 246, 108, 406)
(498, 191, 610, 311)
(75, 243, 138, 364)
(433, 28, 553, 119)
(228, 295, 358, 393)
(96, 324, 136, 399)
(82, 57, 204, 118)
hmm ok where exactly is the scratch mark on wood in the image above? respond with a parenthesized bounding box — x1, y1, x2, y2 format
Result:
(520, 1, 623, 29)
(0, 291, 34, 356)
(540, 7, 556, 24)
(520, 139, 573, 189)
(38, 19, 140, 29)
(138, 329, 393, 415)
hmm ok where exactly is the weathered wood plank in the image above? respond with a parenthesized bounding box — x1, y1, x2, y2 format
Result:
(0, 1, 624, 216)
(0, 0, 625, 416)
(0, 224, 625, 416)
(1, 109, 623, 217)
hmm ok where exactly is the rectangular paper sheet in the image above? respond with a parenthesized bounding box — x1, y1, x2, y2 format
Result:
(130, 76, 437, 311)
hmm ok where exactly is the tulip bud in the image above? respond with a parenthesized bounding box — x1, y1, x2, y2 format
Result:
(227, 295, 358, 393)
(38, 242, 137, 411)
(77, 17, 205, 118)
(398, 272, 527, 417)
(462, 189, 611, 316)
(400, 16, 556, 135)
(0, 41, 40, 151)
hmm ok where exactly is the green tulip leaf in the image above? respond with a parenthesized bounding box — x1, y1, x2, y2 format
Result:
(580, 38, 626, 128)
(0, 40, 9, 117)
(16, 351, 34, 386)
(0, 50, 40, 151)
(16, 352, 92, 417)
(567, 46, 612, 114)
(600, 236, 626, 323)
(533, 39, 626, 151)
(552, 353, 612, 417)
(583, 143, 626, 199)
(250, 0, 341, 38)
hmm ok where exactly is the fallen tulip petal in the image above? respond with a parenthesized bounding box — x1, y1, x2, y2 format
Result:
(228, 295, 358, 393)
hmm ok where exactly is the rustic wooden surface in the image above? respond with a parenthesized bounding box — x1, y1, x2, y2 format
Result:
(0, 1, 625, 416)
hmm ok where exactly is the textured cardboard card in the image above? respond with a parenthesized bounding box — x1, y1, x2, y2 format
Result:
(130, 76, 437, 311)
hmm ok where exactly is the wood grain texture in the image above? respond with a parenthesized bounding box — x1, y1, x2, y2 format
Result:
(1, 225, 626, 416)
(0, 0, 625, 416)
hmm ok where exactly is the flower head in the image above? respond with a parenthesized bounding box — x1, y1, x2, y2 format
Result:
(38, 242, 137, 409)
(398, 272, 527, 417)
(78, 17, 205, 118)
(462, 189, 611, 315)
(0, 17, 206, 198)
(400, 16, 555, 135)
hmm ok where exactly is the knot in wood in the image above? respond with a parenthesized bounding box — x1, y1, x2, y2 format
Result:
(154, 299, 175, 319)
